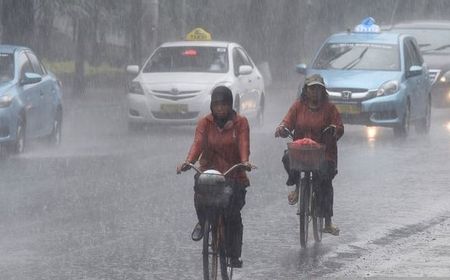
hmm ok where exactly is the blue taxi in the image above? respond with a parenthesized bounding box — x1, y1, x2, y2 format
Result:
(296, 18, 432, 137)
(0, 45, 63, 154)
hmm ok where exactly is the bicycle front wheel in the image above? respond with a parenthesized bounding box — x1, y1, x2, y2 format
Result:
(312, 190, 324, 242)
(299, 177, 310, 248)
(203, 219, 219, 280)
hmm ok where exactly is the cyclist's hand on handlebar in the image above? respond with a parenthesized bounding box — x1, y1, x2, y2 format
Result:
(275, 125, 289, 138)
(176, 161, 191, 174)
(242, 161, 255, 172)
(322, 125, 337, 138)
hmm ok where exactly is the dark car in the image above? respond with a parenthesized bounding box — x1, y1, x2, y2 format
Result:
(0, 45, 63, 154)
(389, 21, 450, 107)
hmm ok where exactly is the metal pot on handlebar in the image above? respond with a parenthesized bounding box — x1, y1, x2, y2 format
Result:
(195, 169, 232, 208)
(197, 169, 227, 186)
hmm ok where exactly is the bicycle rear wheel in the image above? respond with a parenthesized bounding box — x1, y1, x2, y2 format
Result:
(299, 176, 310, 248)
(203, 219, 219, 280)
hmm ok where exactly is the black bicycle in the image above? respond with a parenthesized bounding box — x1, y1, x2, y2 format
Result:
(181, 163, 254, 280)
(282, 127, 325, 248)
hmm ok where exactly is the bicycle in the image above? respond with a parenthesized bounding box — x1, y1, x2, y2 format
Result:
(282, 127, 325, 248)
(179, 162, 254, 280)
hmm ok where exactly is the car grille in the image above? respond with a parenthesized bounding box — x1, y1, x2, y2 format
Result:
(327, 87, 377, 101)
(152, 89, 201, 101)
(152, 111, 199, 120)
(428, 69, 441, 85)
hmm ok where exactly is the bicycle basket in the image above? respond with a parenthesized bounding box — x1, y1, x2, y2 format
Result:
(195, 173, 233, 208)
(287, 142, 325, 171)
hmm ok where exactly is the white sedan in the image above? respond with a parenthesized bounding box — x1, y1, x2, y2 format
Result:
(126, 40, 265, 128)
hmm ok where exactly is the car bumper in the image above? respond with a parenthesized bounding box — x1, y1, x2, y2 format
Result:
(431, 83, 450, 107)
(334, 92, 405, 127)
(127, 92, 211, 125)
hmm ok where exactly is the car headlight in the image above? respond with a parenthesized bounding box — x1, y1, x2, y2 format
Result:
(439, 71, 450, 83)
(129, 81, 144, 95)
(0, 94, 13, 108)
(377, 80, 399, 96)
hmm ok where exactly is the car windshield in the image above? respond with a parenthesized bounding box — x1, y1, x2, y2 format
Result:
(313, 42, 400, 71)
(391, 28, 450, 54)
(0, 53, 14, 84)
(143, 46, 229, 73)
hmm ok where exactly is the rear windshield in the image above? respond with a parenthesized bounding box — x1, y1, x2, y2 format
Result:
(143, 46, 229, 73)
(313, 43, 400, 71)
(0, 53, 14, 83)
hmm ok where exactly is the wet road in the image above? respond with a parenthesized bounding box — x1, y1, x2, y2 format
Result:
(1, 86, 450, 279)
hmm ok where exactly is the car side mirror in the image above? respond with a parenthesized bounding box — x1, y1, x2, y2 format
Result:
(21, 72, 42, 85)
(238, 65, 253, 75)
(407, 65, 423, 77)
(126, 65, 140, 74)
(295, 64, 307, 75)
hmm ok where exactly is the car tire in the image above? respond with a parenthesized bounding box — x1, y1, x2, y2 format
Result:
(415, 98, 431, 134)
(255, 96, 265, 128)
(393, 102, 410, 138)
(48, 109, 62, 146)
(8, 121, 25, 154)
(234, 96, 240, 114)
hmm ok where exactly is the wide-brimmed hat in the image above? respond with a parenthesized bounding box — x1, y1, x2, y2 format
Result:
(305, 74, 326, 88)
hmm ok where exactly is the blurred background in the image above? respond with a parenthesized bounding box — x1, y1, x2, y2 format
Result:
(1, 0, 450, 95)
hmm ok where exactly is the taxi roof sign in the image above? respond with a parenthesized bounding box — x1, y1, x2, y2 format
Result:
(185, 28, 212, 41)
(354, 17, 380, 33)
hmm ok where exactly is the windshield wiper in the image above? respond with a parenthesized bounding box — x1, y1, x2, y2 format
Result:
(423, 44, 450, 53)
(342, 47, 368, 70)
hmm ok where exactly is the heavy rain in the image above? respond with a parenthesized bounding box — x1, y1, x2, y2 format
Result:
(1, 1, 450, 279)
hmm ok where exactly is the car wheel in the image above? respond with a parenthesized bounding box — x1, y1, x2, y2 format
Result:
(393, 102, 410, 138)
(234, 96, 240, 114)
(255, 96, 265, 127)
(48, 111, 62, 146)
(415, 97, 431, 134)
(9, 121, 25, 154)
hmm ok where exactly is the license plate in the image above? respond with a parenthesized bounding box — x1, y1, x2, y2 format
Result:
(160, 104, 188, 113)
(335, 104, 360, 114)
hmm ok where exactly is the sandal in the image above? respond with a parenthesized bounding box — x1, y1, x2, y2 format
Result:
(323, 225, 340, 236)
(288, 190, 299, 205)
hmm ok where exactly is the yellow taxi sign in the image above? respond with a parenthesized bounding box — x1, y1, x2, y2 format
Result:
(185, 27, 212, 41)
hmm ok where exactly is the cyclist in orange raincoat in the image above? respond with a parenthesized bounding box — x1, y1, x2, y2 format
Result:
(177, 86, 252, 268)
(275, 74, 344, 235)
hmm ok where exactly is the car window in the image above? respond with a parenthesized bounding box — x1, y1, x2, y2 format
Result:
(143, 46, 229, 73)
(410, 39, 424, 65)
(403, 39, 422, 70)
(0, 53, 14, 84)
(313, 42, 400, 71)
(17, 52, 34, 79)
(26, 51, 45, 75)
(233, 48, 251, 76)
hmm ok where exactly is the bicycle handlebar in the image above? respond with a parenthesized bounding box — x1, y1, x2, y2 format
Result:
(179, 162, 256, 176)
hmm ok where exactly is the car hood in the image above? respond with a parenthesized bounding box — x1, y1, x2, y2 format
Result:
(310, 70, 402, 90)
(422, 54, 450, 70)
(0, 81, 14, 93)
